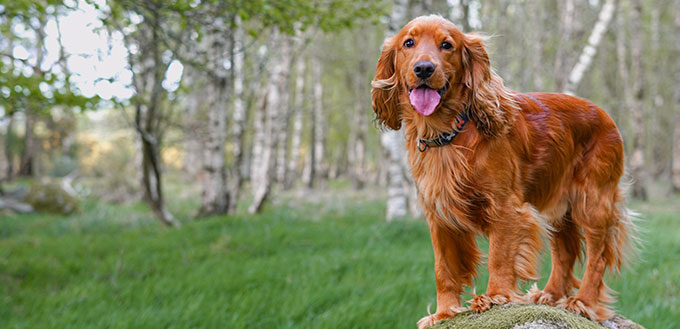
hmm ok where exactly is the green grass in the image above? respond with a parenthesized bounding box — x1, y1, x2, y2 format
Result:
(0, 192, 678, 329)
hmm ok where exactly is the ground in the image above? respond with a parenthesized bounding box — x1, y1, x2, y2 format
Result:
(0, 182, 678, 328)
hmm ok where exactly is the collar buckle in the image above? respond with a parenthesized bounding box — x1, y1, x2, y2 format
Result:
(417, 140, 429, 152)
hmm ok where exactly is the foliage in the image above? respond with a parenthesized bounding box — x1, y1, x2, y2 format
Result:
(0, 0, 101, 118)
(1, 188, 678, 328)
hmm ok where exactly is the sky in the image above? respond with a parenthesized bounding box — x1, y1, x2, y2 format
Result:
(8, 0, 184, 102)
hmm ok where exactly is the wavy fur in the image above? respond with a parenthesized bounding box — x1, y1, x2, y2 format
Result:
(372, 16, 636, 328)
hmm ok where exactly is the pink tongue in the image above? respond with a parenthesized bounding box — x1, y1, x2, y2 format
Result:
(409, 87, 441, 116)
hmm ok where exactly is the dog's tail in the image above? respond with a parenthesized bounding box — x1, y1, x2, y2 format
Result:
(606, 184, 642, 273)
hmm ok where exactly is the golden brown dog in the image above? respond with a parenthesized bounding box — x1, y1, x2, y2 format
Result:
(371, 15, 636, 328)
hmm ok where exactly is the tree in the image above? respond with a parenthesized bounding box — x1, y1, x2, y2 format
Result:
(564, 0, 616, 95)
(100, 0, 187, 226)
(378, 0, 420, 221)
(672, 0, 680, 193)
(1, 0, 99, 182)
(250, 30, 290, 214)
(286, 54, 307, 190)
(196, 16, 232, 217)
(627, 0, 648, 199)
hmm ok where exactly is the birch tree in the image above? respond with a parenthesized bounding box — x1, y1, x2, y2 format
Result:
(564, 0, 616, 95)
(379, 0, 410, 221)
(311, 56, 326, 187)
(126, 14, 180, 227)
(628, 0, 648, 199)
(555, 0, 575, 91)
(197, 17, 231, 217)
(347, 56, 369, 189)
(249, 32, 291, 214)
(672, 0, 680, 192)
(227, 15, 247, 213)
(182, 67, 205, 177)
(286, 56, 306, 189)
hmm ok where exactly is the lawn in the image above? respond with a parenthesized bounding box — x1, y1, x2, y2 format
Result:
(0, 189, 678, 329)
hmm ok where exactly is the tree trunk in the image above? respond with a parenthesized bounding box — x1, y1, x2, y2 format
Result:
(275, 38, 293, 187)
(198, 18, 231, 217)
(554, 0, 575, 91)
(528, 1, 544, 90)
(286, 56, 306, 189)
(672, 0, 680, 192)
(197, 77, 230, 216)
(616, 0, 631, 126)
(228, 15, 247, 213)
(4, 113, 15, 180)
(381, 0, 420, 220)
(564, 0, 616, 95)
(18, 113, 34, 177)
(250, 31, 289, 214)
(381, 130, 408, 219)
(308, 56, 325, 188)
(628, 0, 648, 199)
(130, 15, 179, 227)
(347, 58, 368, 189)
(182, 67, 205, 177)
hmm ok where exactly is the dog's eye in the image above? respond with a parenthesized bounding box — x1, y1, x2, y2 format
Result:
(403, 39, 415, 48)
(441, 41, 453, 50)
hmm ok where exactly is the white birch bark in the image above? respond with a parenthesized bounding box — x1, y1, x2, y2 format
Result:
(287, 57, 306, 189)
(564, 0, 616, 95)
(275, 37, 293, 186)
(198, 18, 231, 216)
(616, 0, 631, 123)
(348, 59, 368, 189)
(381, 0, 419, 220)
(381, 130, 408, 220)
(228, 15, 246, 213)
(554, 0, 575, 90)
(672, 0, 680, 192)
(629, 0, 648, 199)
(250, 31, 289, 213)
(249, 81, 274, 214)
(310, 56, 325, 187)
(182, 68, 205, 177)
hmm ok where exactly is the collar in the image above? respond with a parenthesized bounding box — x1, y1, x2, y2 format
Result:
(417, 111, 469, 152)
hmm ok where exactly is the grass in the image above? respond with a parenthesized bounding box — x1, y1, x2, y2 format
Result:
(0, 188, 678, 329)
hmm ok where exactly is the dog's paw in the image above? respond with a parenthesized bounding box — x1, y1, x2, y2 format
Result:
(416, 306, 467, 329)
(523, 283, 557, 306)
(469, 294, 510, 313)
(557, 296, 613, 321)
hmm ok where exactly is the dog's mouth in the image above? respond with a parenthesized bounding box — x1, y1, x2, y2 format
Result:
(408, 84, 447, 116)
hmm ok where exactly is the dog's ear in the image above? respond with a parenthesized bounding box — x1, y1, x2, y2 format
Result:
(462, 33, 511, 137)
(371, 37, 402, 130)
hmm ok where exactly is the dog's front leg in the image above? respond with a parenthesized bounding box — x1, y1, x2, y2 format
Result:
(418, 218, 480, 329)
(470, 201, 543, 312)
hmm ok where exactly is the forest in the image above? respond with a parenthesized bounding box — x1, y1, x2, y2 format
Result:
(1, 0, 679, 328)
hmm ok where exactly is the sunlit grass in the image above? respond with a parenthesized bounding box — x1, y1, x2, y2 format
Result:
(0, 192, 677, 328)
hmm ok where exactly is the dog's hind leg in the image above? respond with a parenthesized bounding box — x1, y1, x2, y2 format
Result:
(558, 184, 626, 321)
(526, 213, 582, 305)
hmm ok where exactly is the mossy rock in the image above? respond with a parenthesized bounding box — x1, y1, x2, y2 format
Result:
(429, 304, 645, 329)
(25, 178, 79, 215)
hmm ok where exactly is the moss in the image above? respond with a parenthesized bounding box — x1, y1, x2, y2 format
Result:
(430, 304, 645, 329)
(25, 179, 79, 215)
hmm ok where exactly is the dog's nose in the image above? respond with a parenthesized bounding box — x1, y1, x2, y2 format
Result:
(413, 61, 435, 79)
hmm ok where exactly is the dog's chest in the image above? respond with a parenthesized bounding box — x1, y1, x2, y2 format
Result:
(411, 151, 483, 230)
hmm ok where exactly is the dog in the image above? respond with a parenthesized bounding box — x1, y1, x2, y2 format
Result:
(371, 15, 636, 328)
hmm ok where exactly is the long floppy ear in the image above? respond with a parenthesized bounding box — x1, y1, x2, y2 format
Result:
(462, 33, 516, 136)
(371, 37, 402, 130)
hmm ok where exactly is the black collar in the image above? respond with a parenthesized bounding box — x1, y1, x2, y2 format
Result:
(417, 111, 469, 152)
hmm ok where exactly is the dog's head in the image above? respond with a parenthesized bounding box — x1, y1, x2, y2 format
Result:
(371, 15, 515, 136)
